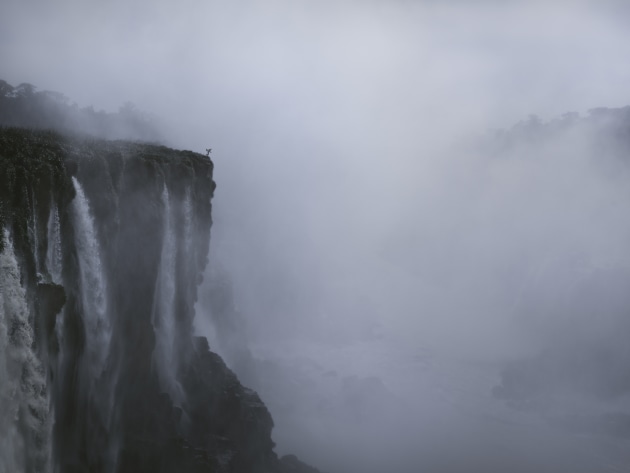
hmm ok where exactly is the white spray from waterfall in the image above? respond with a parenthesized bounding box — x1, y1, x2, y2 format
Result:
(151, 186, 182, 403)
(0, 231, 52, 473)
(71, 177, 111, 380)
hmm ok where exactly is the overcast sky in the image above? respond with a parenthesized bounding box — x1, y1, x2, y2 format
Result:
(3, 0, 630, 127)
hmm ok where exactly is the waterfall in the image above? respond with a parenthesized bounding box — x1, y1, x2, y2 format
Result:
(46, 203, 63, 284)
(183, 189, 194, 266)
(151, 186, 182, 403)
(0, 231, 51, 473)
(46, 202, 65, 356)
(27, 189, 41, 277)
(71, 177, 111, 380)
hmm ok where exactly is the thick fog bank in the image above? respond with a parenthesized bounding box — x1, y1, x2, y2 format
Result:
(195, 109, 630, 472)
(205, 109, 630, 353)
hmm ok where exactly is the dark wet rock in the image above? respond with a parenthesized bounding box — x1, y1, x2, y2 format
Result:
(279, 454, 322, 473)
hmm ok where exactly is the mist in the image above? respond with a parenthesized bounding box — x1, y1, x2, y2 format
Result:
(4, 0, 630, 471)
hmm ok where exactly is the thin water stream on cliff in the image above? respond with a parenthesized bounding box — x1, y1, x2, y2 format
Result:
(72, 177, 111, 380)
(46, 203, 63, 285)
(151, 185, 182, 404)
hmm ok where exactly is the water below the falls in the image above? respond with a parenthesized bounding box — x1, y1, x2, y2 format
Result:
(248, 337, 630, 473)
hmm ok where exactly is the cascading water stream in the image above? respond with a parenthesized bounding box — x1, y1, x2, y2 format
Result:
(27, 189, 41, 277)
(151, 186, 183, 403)
(46, 203, 63, 284)
(46, 202, 66, 365)
(183, 189, 194, 268)
(71, 177, 111, 380)
(0, 231, 51, 473)
(71, 178, 118, 470)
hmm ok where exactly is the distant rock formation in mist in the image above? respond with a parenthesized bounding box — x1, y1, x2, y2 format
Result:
(0, 127, 319, 473)
(482, 106, 630, 154)
(489, 108, 630, 438)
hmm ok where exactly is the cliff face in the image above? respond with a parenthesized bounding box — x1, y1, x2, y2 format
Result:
(0, 128, 306, 473)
